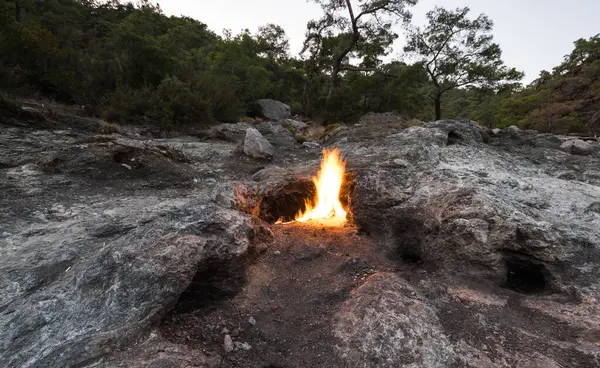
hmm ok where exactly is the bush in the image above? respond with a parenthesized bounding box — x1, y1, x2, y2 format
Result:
(0, 93, 20, 112)
(294, 133, 307, 143)
(149, 76, 212, 127)
(290, 101, 303, 116)
(324, 123, 342, 135)
(280, 121, 296, 134)
(99, 122, 121, 134)
(246, 101, 263, 118)
(108, 87, 155, 122)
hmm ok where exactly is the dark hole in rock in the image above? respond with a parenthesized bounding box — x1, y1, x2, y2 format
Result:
(447, 131, 464, 146)
(502, 252, 548, 294)
(172, 256, 248, 314)
(112, 150, 134, 164)
(392, 215, 437, 265)
(258, 173, 356, 224)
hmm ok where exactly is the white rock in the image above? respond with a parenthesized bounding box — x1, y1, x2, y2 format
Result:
(243, 128, 274, 159)
(283, 119, 308, 131)
(561, 139, 592, 156)
(223, 334, 234, 353)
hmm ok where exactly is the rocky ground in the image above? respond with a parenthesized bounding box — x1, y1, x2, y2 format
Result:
(1, 105, 599, 368)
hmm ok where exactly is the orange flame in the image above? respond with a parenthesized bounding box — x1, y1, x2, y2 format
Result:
(295, 148, 347, 225)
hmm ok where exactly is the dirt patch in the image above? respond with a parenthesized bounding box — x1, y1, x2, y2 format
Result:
(160, 222, 395, 368)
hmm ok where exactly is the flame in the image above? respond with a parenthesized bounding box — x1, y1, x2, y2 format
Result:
(295, 148, 348, 225)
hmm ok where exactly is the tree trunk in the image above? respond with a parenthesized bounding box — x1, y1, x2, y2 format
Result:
(327, 63, 340, 103)
(301, 79, 311, 117)
(434, 89, 442, 120)
(15, 0, 21, 23)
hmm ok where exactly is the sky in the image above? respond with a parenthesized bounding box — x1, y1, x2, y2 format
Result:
(159, 0, 600, 84)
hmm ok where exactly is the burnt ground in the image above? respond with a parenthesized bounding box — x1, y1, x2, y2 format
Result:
(159, 221, 600, 368)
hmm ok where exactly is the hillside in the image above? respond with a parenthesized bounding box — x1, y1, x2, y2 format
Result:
(0, 0, 598, 133)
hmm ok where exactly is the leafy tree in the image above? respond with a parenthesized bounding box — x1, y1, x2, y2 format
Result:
(554, 34, 600, 76)
(404, 6, 523, 120)
(303, 0, 417, 103)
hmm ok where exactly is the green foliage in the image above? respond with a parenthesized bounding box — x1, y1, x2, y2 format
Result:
(303, 0, 417, 103)
(324, 123, 342, 135)
(404, 6, 523, 120)
(0, 0, 598, 134)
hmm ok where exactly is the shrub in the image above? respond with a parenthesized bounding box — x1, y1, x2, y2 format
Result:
(324, 123, 342, 135)
(294, 133, 307, 143)
(280, 121, 296, 135)
(246, 101, 263, 118)
(0, 93, 20, 112)
(99, 122, 122, 134)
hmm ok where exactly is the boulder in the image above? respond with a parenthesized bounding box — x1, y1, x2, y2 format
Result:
(334, 273, 457, 367)
(243, 128, 274, 159)
(283, 119, 308, 132)
(508, 125, 521, 136)
(256, 99, 291, 121)
(561, 139, 593, 156)
(425, 120, 486, 144)
(341, 121, 600, 298)
(491, 128, 502, 135)
(0, 203, 254, 368)
(529, 133, 563, 149)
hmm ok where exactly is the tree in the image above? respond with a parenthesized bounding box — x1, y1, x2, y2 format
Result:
(404, 6, 523, 120)
(554, 34, 600, 76)
(303, 0, 417, 103)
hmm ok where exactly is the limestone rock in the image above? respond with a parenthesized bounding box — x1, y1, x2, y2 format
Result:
(256, 99, 291, 121)
(0, 203, 253, 368)
(283, 118, 308, 131)
(334, 273, 457, 367)
(223, 335, 234, 353)
(508, 125, 521, 136)
(561, 139, 592, 156)
(243, 128, 274, 159)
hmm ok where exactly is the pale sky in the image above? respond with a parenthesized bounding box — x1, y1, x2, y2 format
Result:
(159, 0, 599, 84)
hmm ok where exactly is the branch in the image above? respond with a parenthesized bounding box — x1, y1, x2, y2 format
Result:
(355, 3, 390, 22)
(340, 64, 399, 78)
(427, 28, 461, 70)
(345, 0, 359, 35)
(440, 77, 486, 93)
(425, 64, 439, 88)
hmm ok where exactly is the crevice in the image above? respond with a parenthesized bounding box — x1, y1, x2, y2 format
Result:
(501, 251, 549, 294)
(255, 173, 356, 224)
(392, 214, 438, 266)
(172, 256, 249, 314)
(447, 131, 464, 146)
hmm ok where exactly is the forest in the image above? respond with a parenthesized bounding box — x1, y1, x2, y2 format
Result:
(0, 0, 599, 133)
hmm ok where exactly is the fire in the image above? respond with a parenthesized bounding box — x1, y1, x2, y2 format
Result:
(295, 148, 348, 225)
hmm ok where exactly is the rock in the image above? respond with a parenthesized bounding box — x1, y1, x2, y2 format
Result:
(234, 341, 252, 351)
(561, 139, 592, 156)
(334, 273, 457, 367)
(302, 141, 321, 149)
(424, 120, 486, 144)
(256, 122, 298, 149)
(256, 99, 291, 121)
(283, 119, 308, 131)
(224, 335, 234, 353)
(248, 316, 256, 326)
(0, 192, 254, 367)
(508, 125, 521, 136)
(344, 121, 600, 298)
(529, 133, 563, 149)
(107, 335, 221, 368)
(243, 128, 274, 159)
(491, 128, 502, 135)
